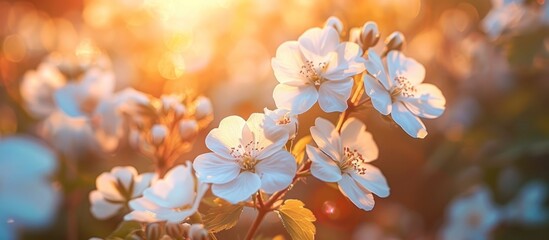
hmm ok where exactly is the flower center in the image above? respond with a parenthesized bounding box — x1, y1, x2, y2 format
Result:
(300, 60, 328, 86)
(229, 140, 263, 172)
(390, 76, 417, 101)
(277, 114, 291, 125)
(339, 147, 368, 175)
(238, 154, 257, 172)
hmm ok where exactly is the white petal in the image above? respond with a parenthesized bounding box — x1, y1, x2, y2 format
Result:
(273, 84, 318, 114)
(323, 42, 365, 81)
(306, 145, 342, 182)
(349, 164, 389, 198)
(212, 172, 261, 204)
(391, 102, 428, 139)
(363, 75, 392, 115)
(193, 153, 240, 184)
(255, 150, 296, 193)
(340, 118, 378, 161)
(310, 118, 341, 162)
(90, 190, 123, 220)
(125, 197, 164, 222)
(110, 166, 138, 190)
(246, 113, 289, 159)
(271, 41, 308, 87)
(96, 173, 124, 202)
(365, 50, 391, 89)
(144, 165, 195, 209)
(401, 83, 446, 119)
(338, 174, 376, 211)
(298, 27, 340, 60)
(318, 78, 353, 113)
(206, 116, 246, 159)
(387, 51, 425, 86)
(132, 173, 154, 198)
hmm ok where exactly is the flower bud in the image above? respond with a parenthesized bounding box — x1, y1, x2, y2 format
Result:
(188, 224, 208, 240)
(151, 124, 168, 146)
(384, 31, 406, 52)
(179, 119, 199, 141)
(166, 223, 190, 239)
(194, 96, 213, 120)
(360, 21, 380, 49)
(174, 103, 186, 119)
(324, 16, 344, 36)
(146, 222, 164, 240)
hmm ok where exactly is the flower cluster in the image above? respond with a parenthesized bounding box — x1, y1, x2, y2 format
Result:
(84, 16, 446, 240)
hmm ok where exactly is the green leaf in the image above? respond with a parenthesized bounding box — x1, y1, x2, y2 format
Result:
(203, 198, 244, 233)
(106, 221, 142, 240)
(275, 199, 316, 240)
(292, 135, 312, 165)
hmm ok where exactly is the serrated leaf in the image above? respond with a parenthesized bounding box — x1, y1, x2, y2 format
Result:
(203, 199, 244, 233)
(275, 199, 316, 240)
(292, 135, 312, 165)
(106, 221, 142, 240)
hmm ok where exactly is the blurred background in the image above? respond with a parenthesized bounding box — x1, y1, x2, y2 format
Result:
(1, 0, 548, 239)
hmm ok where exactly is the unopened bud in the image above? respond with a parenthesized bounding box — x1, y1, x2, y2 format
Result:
(151, 124, 168, 146)
(146, 223, 164, 240)
(384, 31, 406, 52)
(179, 119, 199, 141)
(188, 224, 208, 240)
(324, 16, 344, 35)
(360, 21, 380, 49)
(194, 96, 213, 120)
(166, 223, 190, 239)
(174, 103, 186, 118)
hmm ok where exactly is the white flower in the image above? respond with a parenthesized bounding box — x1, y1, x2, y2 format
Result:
(272, 27, 366, 114)
(55, 67, 115, 117)
(125, 163, 208, 223)
(193, 113, 297, 204)
(441, 186, 501, 240)
(20, 62, 66, 119)
(482, 0, 538, 39)
(38, 110, 95, 159)
(89, 166, 153, 220)
(264, 107, 298, 139)
(364, 50, 446, 138)
(503, 181, 548, 225)
(93, 88, 150, 152)
(0, 136, 59, 240)
(306, 117, 389, 211)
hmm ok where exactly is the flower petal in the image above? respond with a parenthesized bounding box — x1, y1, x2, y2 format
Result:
(338, 174, 376, 211)
(212, 172, 261, 204)
(340, 118, 378, 161)
(143, 165, 194, 209)
(90, 190, 122, 220)
(255, 150, 296, 193)
(246, 113, 288, 159)
(298, 27, 340, 60)
(391, 102, 428, 138)
(349, 164, 389, 198)
(273, 84, 318, 114)
(271, 41, 308, 87)
(306, 145, 342, 182)
(132, 173, 154, 198)
(363, 75, 392, 115)
(310, 117, 341, 162)
(193, 153, 240, 184)
(401, 83, 446, 119)
(387, 51, 425, 86)
(323, 42, 366, 81)
(365, 50, 391, 89)
(318, 78, 353, 113)
(206, 116, 246, 159)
